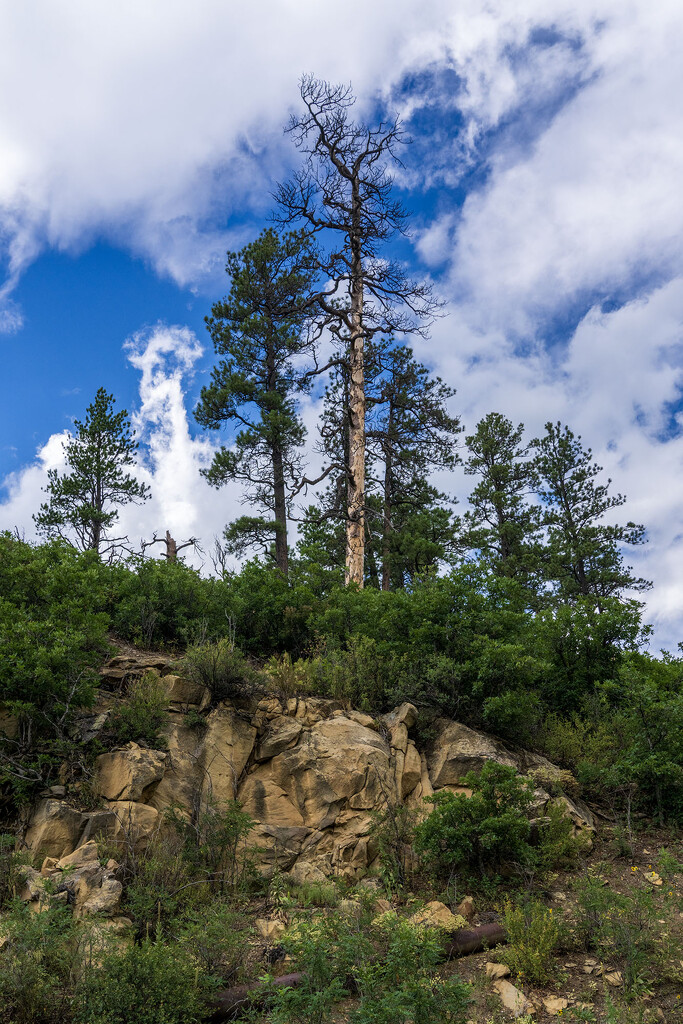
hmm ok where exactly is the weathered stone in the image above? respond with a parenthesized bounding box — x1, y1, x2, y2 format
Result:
(40, 856, 59, 876)
(255, 918, 286, 942)
(250, 715, 393, 831)
(485, 962, 510, 979)
(18, 866, 46, 903)
(57, 840, 99, 870)
(23, 799, 85, 859)
(199, 706, 257, 804)
(457, 895, 475, 922)
(493, 979, 536, 1017)
(408, 901, 468, 932)
(163, 674, 210, 708)
(102, 801, 160, 852)
(400, 742, 422, 798)
(543, 995, 569, 1015)
(288, 859, 328, 886)
(547, 794, 595, 832)
(95, 743, 167, 802)
(428, 720, 518, 788)
(75, 874, 123, 918)
(384, 702, 418, 729)
(255, 717, 303, 761)
(239, 776, 304, 827)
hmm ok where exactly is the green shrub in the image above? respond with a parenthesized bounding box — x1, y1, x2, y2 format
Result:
(109, 673, 169, 748)
(0, 901, 77, 1024)
(178, 904, 251, 990)
(182, 639, 261, 705)
(535, 801, 589, 873)
(500, 898, 564, 985)
(267, 912, 471, 1024)
(74, 930, 204, 1024)
(122, 837, 199, 934)
(368, 802, 417, 890)
(353, 918, 471, 1024)
(414, 762, 535, 877)
(167, 798, 256, 894)
(574, 877, 659, 997)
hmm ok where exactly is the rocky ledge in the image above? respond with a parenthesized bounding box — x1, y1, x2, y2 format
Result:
(18, 657, 594, 886)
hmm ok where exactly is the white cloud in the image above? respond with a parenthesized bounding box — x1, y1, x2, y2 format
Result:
(0, 324, 247, 568)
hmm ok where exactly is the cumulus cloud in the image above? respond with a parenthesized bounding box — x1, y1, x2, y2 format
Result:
(0, 324, 247, 568)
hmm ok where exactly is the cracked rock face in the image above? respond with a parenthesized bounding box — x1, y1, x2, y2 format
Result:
(21, 686, 593, 881)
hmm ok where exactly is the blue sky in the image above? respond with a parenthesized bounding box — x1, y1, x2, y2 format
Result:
(1, 1, 683, 646)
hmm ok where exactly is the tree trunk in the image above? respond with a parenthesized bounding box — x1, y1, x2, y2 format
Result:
(345, 196, 365, 587)
(265, 337, 289, 578)
(381, 448, 392, 591)
(272, 444, 289, 577)
(165, 531, 178, 562)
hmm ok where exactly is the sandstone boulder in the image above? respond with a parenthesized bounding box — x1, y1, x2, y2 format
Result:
(199, 706, 257, 804)
(162, 674, 210, 709)
(23, 800, 85, 859)
(56, 840, 99, 870)
(493, 979, 535, 1017)
(94, 743, 167, 802)
(408, 901, 467, 932)
(428, 720, 518, 788)
(102, 801, 160, 853)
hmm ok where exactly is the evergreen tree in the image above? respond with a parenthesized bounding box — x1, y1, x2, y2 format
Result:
(311, 340, 460, 587)
(532, 421, 650, 603)
(195, 228, 318, 577)
(33, 388, 149, 555)
(277, 76, 439, 586)
(462, 413, 541, 587)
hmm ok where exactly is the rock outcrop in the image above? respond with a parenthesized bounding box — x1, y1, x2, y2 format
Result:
(19, 657, 594, 882)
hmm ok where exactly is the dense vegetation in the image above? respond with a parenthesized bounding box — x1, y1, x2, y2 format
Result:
(1, 525, 681, 829)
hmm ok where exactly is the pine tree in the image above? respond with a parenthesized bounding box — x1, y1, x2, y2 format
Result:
(532, 421, 650, 603)
(462, 413, 541, 586)
(33, 388, 149, 554)
(195, 228, 318, 577)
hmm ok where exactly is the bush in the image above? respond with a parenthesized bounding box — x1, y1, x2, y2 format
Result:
(182, 639, 261, 705)
(353, 918, 471, 1024)
(267, 912, 471, 1024)
(574, 877, 659, 997)
(368, 802, 417, 890)
(167, 798, 256, 894)
(178, 904, 251, 990)
(74, 930, 204, 1024)
(0, 901, 77, 1024)
(500, 898, 564, 985)
(109, 673, 169, 748)
(414, 762, 535, 877)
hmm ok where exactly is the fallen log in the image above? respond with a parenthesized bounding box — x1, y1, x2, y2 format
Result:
(444, 921, 506, 957)
(209, 973, 305, 1021)
(208, 922, 506, 1021)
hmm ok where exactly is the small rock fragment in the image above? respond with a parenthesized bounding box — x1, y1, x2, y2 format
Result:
(255, 918, 286, 942)
(493, 979, 535, 1017)
(543, 995, 569, 1015)
(457, 895, 475, 921)
(485, 962, 511, 979)
(408, 900, 467, 931)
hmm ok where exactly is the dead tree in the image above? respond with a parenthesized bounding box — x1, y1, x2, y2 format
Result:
(277, 75, 440, 586)
(140, 530, 197, 563)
